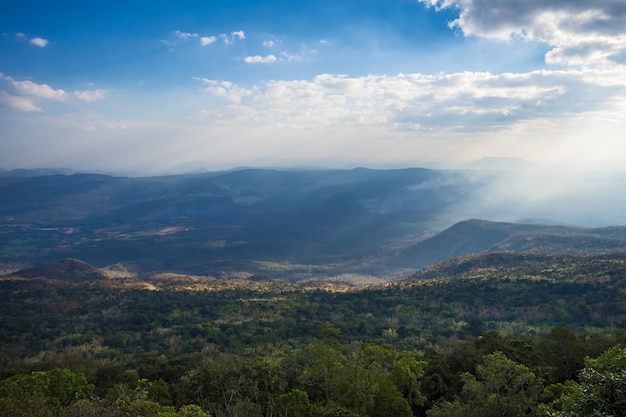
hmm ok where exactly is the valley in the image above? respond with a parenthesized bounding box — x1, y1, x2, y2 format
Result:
(1, 167, 626, 416)
(2, 168, 626, 281)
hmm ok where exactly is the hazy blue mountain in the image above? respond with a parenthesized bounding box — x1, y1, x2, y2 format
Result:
(0, 168, 474, 277)
(1, 168, 625, 280)
(0, 168, 75, 177)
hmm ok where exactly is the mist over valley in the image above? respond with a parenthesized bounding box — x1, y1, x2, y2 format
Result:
(2, 166, 625, 281)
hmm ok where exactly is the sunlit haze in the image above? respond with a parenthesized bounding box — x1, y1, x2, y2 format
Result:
(2, 0, 626, 176)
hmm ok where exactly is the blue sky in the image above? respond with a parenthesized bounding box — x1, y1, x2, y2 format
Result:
(2, 0, 626, 175)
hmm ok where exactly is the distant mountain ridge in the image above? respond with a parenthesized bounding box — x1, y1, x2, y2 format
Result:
(393, 219, 626, 270)
(400, 251, 626, 282)
(1, 168, 625, 280)
(0, 168, 75, 177)
(0, 168, 473, 277)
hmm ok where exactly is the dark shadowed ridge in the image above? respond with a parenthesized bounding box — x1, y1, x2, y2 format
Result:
(393, 219, 626, 270)
(8, 258, 107, 282)
(399, 251, 626, 282)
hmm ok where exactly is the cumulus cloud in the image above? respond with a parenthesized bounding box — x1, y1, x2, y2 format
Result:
(200, 36, 217, 46)
(231, 30, 246, 40)
(194, 78, 254, 103)
(244, 54, 277, 64)
(195, 69, 626, 131)
(29, 37, 49, 47)
(221, 30, 246, 45)
(73, 89, 107, 103)
(0, 92, 42, 111)
(419, 0, 626, 68)
(12, 80, 67, 100)
(0, 74, 108, 110)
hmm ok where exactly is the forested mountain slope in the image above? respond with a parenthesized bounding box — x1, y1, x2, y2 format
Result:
(394, 219, 626, 269)
(2, 252, 626, 416)
(2, 252, 625, 361)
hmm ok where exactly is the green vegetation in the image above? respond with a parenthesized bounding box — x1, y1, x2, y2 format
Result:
(1, 333, 626, 416)
(1, 252, 626, 415)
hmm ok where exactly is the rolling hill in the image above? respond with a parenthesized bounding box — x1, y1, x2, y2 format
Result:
(10, 258, 106, 280)
(2, 251, 625, 361)
(393, 219, 626, 270)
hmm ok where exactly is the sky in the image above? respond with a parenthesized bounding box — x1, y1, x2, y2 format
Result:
(1, 0, 626, 175)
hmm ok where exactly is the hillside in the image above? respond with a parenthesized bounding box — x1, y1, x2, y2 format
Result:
(9, 258, 107, 281)
(2, 169, 626, 280)
(393, 219, 626, 269)
(2, 251, 626, 416)
(0, 168, 476, 278)
(399, 251, 626, 281)
(2, 252, 625, 359)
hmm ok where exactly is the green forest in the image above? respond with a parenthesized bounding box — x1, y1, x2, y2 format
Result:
(2, 252, 626, 416)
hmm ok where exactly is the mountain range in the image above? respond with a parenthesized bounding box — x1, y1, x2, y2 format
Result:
(1, 168, 625, 281)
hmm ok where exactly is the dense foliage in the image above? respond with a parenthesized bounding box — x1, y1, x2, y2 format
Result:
(2, 333, 626, 417)
(1, 252, 626, 415)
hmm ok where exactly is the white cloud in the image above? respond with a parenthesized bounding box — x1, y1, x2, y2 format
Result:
(168, 30, 231, 48)
(231, 30, 246, 40)
(0, 92, 42, 111)
(221, 30, 246, 45)
(185, 66, 626, 173)
(172, 29, 244, 46)
(73, 89, 107, 103)
(276, 43, 321, 63)
(29, 37, 49, 47)
(263, 40, 276, 47)
(194, 78, 254, 103)
(419, 0, 626, 68)
(244, 54, 277, 64)
(1, 75, 108, 111)
(174, 30, 198, 39)
(200, 36, 217, 46)
(195, 69, 626, 132)
(12, 80, 67, 100)
(165, 30, 201, 49)
(280, 51, 308, 62)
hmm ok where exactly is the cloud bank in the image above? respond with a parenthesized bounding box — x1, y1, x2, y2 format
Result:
(196, 70, 625, 131)
(420, 0, 626, 68)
